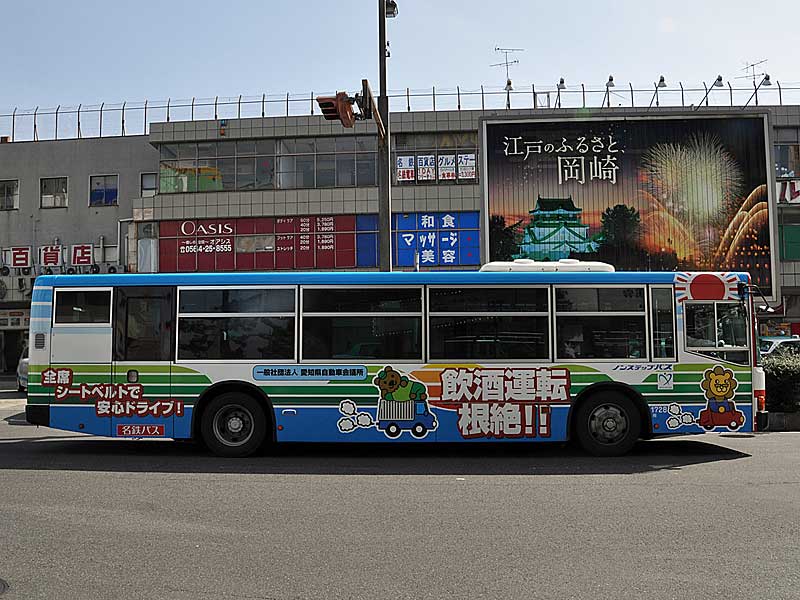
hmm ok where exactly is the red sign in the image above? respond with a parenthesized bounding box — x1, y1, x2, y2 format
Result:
(116, 424, 165, 437)
(158, 216, 364, 273)
(10, 246, 32, 268)
(39, 245, 63, 267)
(70, 244, 93, 266)
(178, 220, 235, 236)
(778, 180, 800, 204)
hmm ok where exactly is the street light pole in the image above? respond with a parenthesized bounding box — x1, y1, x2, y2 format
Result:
(377, 0, 392, 271)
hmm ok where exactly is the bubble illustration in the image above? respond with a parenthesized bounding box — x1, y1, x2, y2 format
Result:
(338, 417, 356, 433)
(339, 400, 357, 416)
(666, 404, 696, 429)
(356, 412, 374, 428)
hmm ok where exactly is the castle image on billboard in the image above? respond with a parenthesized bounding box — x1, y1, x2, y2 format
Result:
(484, 115, 773, 294)
(517, 196, 599, 260)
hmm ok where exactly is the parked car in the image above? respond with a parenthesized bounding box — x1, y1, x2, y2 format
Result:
(16, 347, 28, 392)
(759, 335, 800, 357)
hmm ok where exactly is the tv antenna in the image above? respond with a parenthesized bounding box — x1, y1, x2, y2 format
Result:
(491, 46, 524, 83)
(735, 59, 768, 84)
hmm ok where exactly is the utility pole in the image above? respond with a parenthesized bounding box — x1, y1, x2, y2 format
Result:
(316, 1, 396, 272)
(377, 0, 393, 271)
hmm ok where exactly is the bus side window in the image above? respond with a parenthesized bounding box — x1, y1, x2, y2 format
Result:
(650, 288, 675, 359)
(554, 287, 646, 360)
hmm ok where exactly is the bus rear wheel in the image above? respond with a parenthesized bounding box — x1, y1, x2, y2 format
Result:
(575, 392, 641, 457)
(201, 393, 267, 458)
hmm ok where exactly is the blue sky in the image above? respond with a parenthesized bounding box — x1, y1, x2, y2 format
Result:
(1, 0, 798, 111)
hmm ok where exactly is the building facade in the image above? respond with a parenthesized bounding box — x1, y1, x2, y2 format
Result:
(1, 103, 799, 371)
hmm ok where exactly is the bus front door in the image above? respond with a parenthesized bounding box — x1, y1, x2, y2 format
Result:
(112, 287, 176, 439)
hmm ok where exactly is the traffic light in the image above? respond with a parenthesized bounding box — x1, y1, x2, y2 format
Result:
(316, 92, 355, 128)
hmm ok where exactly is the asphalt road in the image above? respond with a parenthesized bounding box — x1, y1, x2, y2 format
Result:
(1, 391, 799, 600)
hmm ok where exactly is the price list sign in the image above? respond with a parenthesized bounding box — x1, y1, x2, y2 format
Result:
(159, 216, 365, 272)
(157, 212, 480, 272)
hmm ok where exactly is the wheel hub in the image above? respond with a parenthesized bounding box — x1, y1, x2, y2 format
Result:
(588, 404, 629, 445)
(213, 405, 254, 447)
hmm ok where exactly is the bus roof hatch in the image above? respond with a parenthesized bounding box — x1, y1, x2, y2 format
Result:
(479, 258, 616, 273)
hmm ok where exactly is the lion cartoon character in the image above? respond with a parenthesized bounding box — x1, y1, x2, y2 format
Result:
(698, 365, 745, 430)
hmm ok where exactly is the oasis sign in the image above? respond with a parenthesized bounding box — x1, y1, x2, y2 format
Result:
(178, 220, 234, 236)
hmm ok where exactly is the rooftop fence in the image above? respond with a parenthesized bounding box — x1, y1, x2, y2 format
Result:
(1, 81, 799, 142)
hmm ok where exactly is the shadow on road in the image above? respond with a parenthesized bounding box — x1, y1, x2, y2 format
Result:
(0, 431, 750, 476)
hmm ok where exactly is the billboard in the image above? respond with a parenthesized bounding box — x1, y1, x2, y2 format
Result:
(157, 212, 480, 272)
(483, 114, 775, 296)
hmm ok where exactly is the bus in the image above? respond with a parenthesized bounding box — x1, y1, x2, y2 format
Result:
(24, 260, 767, 457)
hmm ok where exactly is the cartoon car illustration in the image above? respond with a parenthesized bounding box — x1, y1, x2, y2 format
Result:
(697, 402, 746, 430)
(373, 366, 437, 439)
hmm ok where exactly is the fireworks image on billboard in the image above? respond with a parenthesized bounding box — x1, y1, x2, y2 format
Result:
(484, 115, 772, 294)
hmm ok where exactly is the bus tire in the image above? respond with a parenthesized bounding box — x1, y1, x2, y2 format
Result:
(201, 392, 267, 458)
(574, 392, 641, 457)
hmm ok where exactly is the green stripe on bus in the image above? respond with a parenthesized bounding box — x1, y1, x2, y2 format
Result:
(633, 383, 751, 393)
(642, 372, 752, 383)
(29, 364, 203, 374)
(673, 363, 752, 373)
(270, 396, 377, 405)
(258, 385, 376, 396)
(644, 394, 752, 403)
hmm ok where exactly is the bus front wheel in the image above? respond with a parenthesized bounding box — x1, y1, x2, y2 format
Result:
(574, 392, 641, 457)
(201, 393, 267, 458)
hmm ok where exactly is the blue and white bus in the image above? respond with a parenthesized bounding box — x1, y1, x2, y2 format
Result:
(25, 260, 766, 457)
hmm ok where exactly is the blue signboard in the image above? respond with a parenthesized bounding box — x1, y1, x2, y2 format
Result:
(354, 211, 480, 268)
(393, 211, 480, 267)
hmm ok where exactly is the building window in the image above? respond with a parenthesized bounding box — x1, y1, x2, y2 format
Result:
(0, 180, 19, 210)
(776, 144, 800, 179)
(89, 174, 119, 206)
(158, 136, 377, 194)
(780, 224, 800, 260)
(40, 177, 68, 208)
(393, 131, 479, 186)
(141, 173, 157, 198)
